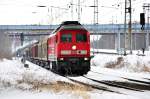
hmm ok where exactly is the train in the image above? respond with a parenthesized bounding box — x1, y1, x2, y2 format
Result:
(25, 21, 91, 75)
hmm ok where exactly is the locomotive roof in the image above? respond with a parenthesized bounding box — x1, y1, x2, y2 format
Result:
(51, 21, 87, 35)
(60, 24, 85, 30)
(61, 21, 81, 25)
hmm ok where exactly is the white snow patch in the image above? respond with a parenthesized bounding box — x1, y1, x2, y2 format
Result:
(91, 54, 150, 73)
(0, 88, 78, 99)
(1, 53, 150, 99)
(0, 59, 70, 90)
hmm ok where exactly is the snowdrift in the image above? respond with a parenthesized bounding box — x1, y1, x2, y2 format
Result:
(0, 59, 70, 90)
(91, 54, 150, 73)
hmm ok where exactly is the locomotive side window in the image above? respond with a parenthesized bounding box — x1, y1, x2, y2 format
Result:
(76, 33, 87, 42)
(61, 34, 72, 42)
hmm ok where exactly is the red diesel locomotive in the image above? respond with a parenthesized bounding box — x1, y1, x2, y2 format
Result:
(27, 21, 90, 75)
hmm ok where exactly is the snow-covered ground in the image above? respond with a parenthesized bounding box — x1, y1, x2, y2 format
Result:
(91, 54, 150, 73)
(0, 52, 150, 99)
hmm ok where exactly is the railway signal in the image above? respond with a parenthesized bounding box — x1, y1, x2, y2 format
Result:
(140, 13, 145, 30)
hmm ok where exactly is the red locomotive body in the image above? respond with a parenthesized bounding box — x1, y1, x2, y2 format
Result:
(47, 21, 90, 75)
(28, 21, 90, 75)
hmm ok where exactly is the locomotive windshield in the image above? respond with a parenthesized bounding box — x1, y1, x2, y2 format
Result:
(61, 34, 72, 42)
(76, 33, 87, 42)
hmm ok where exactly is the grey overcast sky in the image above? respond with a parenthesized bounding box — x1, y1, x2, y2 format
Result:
(0, 0, 149, 25)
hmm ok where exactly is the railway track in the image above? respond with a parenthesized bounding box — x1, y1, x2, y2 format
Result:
(25, 60, 149, 94)
(61, 69, 150, 92)
(91, 51, 118, 55)
(51, 70, 146, 93)
(90, 70, 150, 85)
(83, 75, 145, 92)
(65, 75, 147, 96)
(65, 76, 122, 94)
(48, 69, 123, 94)
(144, 78, 150, 81)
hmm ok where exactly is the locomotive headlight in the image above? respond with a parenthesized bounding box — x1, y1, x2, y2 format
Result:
(72, 45, 76, 50)
(84, 58, 89, 60)
(59, 58, 64, 61)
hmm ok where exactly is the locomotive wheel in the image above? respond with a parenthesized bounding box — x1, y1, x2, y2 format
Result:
(44, 62, 49, 70)
(40, 62, 43, 67)
(36, 61, 39, 65)
(51, 61, 57, 71)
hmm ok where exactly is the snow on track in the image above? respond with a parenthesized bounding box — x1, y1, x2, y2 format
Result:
(0, 59, 71, 89)
(1, 53, 150, 99)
